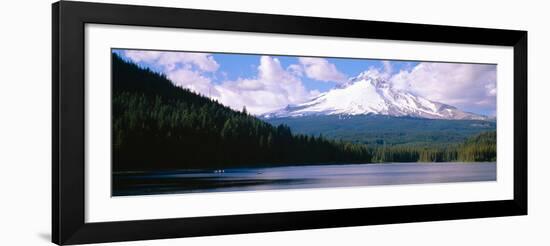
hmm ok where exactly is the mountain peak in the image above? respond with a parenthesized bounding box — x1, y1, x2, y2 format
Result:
(263, 72, 487, 121)
(339, 71, 391, 89)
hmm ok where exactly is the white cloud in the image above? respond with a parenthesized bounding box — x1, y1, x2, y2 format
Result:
(287, 64, 304, 77)
(382, 60, 393, 75)
(214, 56, 314, 115)
(485, 83, 497, 96)
(166, 68, 217, 97)
(123, 50, 219, 72)
(122, 50, 220, 98)
(298, 57, 347, 83)
(389, 63, 497, 114)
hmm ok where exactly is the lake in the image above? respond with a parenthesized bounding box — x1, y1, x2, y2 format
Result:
(112, 162, 496, 196)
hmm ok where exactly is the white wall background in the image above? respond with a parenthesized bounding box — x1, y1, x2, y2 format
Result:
(0, 0, 547, 245)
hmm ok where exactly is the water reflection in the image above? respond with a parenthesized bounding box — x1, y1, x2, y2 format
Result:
(113, 162, 496, 196)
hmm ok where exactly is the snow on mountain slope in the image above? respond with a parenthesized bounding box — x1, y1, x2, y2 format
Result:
(262, 72, 488, 120)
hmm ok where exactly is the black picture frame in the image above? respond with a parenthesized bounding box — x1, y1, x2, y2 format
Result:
(52, 1, 527, 245)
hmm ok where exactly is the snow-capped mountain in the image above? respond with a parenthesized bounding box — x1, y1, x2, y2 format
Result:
(262, 72, 488, 120)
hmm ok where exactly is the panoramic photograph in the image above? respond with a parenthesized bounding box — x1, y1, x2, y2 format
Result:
(111, 48, 497, 196)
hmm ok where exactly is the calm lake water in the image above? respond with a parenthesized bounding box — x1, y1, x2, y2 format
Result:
(113, 162, 496, 196)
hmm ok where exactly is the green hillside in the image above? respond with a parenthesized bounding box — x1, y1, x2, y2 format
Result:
(112, 54, 372, 171)
(265, 115, 496, 146)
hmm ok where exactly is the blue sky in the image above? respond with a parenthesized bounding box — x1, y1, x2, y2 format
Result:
(212, 53, 418, 93)
(113, 49, 418, 94)
(113, 49, 496, 116)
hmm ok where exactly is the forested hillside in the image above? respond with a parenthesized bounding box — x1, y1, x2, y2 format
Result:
(370, 131, 496, 162)
(265, 115, 496, 146)
(112, 53, 496, 172)
(112, 54, 371, 171)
